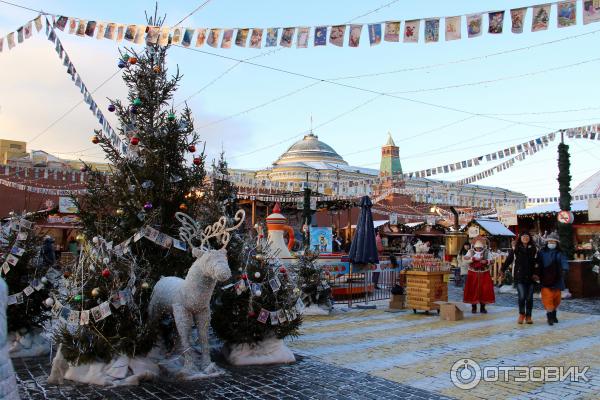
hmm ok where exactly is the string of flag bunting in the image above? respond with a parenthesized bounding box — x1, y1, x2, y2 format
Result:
(2, 2, 599, 53)
(527, 193, 600, 203)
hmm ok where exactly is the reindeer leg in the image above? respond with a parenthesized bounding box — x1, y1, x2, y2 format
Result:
(194, 309, 211, 369)
(173, 304, 196, 372)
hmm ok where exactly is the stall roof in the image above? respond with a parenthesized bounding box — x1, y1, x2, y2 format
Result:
(472, 218, 515, 237)
(517, 200, 588, 216)
(351, 220, 388, 229)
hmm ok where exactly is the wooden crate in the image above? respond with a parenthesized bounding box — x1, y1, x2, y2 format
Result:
(401, 270, 450, 313)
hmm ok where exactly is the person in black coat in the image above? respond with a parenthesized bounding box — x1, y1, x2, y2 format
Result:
(500, 232, 537, 324)
(41, 236, 56, 268)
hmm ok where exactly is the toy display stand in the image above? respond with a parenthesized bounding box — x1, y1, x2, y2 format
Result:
(401, 270, 450, 315)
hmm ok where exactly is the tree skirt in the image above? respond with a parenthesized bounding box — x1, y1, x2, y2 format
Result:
(9, 329, 50, 358)
(223, 337, 295, 366)
(302, 303, 331, 316)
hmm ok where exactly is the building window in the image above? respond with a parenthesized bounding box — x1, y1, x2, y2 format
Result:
(9, 144, 22, 150)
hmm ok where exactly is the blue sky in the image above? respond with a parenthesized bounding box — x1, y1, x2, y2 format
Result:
(0, 0, 599, 199)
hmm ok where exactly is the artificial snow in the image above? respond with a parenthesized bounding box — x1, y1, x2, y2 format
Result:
(223, 337, 296, 366)
(302, 303, 331, 316)
(9, 328, 50, 358)
(498, 285, 518, 294)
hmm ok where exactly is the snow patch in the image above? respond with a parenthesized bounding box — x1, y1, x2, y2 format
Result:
(302, 304, 331, 316)
(9, 329, 50, 358)
(498, 285, 518, 294)
(223, 337, 296, 366)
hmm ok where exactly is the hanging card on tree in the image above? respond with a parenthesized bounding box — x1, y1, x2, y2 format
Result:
(270, 311, 279, 325)
(257, 308, 269, 324)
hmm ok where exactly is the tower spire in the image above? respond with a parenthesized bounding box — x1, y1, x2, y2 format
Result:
(380, 132, 402, 177)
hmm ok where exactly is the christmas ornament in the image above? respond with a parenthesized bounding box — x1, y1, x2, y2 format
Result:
(248, 311, 256, 317)
(130, 105, 138, 114)
(44, 298, 54, 307)
(63, 271, 71, 279)
(129, 184, 137, 192)
(137, 212, 146, 221)
(141, 180, 154, 189)
(118, 60, 127, 68)
(102, 257, 110, 265)
(122, 53, 130, 61)
(255, 254, 265, 261)
(167, 113, 175, 121)
(241, 273, 248, 280)
(254, 272, 261, 279)
(128, 56, 138, 64)
(178, 203, 188, 211)
(141, 282, 150, 289)
(193, 157, 201, 166)
(91, 135, 100, 144)
(91, 288, 100, 297)
(279, 267, 287, 273)
(130, 137, 140, 146)
(108, 104, 116, 112)
(133, 98, 142, 106)
(80, 166, 87, 172)
(254, 289, 262, 297)
(116, 208, 124, 216)
(293, 288, 300, 294)
(188, 144, 196, 153)
(74, 294, 82, 302)
(153, 65, 161, 73)
(41, 277, 49, 285)
(92, 236, 99, 244)
(143, 202, 153, 211)
(101, 268, 111, 278)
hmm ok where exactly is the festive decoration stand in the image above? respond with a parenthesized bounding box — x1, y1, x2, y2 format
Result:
(0, 277, 19, 399)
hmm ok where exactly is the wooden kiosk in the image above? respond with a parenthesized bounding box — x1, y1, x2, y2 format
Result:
(401, 253, 451, 314)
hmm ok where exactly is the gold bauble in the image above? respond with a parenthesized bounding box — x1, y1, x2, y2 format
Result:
(91, 287, 101, 297)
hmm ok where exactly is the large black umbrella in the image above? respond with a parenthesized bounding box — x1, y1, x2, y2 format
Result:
(348, 196, 379, 264)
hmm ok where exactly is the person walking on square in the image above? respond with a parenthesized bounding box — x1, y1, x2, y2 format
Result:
(500, 232, 537, 324)
(463, 238, 495, 313)
(535, 233, 569, 326)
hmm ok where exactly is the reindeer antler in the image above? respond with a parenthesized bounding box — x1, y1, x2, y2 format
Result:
(175, 210, 246, 252)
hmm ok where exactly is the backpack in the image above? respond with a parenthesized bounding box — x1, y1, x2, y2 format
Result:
(541, 252, 561, 287)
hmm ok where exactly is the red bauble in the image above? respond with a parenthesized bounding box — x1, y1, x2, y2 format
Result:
(241, 273, 248, 280)
(248, 311, 256, 318)
(130, 137, 140, 146)
(63, 271, 71, 279)
(279, 267, 287, 273)
(193, 157, 201, 166)
(128, 57, 138, 64)
(102, 268, 111, 278)
(188, 144, 196, 153)
(91, 135, 100, 144)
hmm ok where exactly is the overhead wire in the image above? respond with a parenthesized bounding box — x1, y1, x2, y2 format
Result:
(173, 0, 213, 27)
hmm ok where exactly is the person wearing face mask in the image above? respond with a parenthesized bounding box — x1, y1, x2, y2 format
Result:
(535, 233, 569, 326)
(500, 232, 537, 324)
(463, 239, 495, 313)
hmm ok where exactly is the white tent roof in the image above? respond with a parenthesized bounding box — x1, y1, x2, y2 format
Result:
(517, 200, 588, 215)
(572, 170, 600, 196)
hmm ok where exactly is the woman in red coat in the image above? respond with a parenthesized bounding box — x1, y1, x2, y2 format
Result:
(463, 239, 495, 313)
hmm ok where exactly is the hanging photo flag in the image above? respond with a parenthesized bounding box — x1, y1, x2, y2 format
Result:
(557, 1, 577, 27)
(24, 21, 32, 39)
(467, 14, 482, 38)
(403, 20, 419, 43)
(95, 22, 105, 39)
(314, 26, 327, 46)
(134, 25, 146, 44)
(68, 18, 76, 34)
(116, 24, 125, 41)
(85, 21, 96, 37)
(104, 22, 116, 39)
(349, 24, 362, 47)
(171, 27, 183, 44)
(221, 29, 233, 48)
(207, 28, 221, 47)
(7, 32, 15, 49)
(144, 26, 158, 44)
(384, 21, 400, 42)
(510, 8, 527, 33)
(584, 0, 600, 24)
(445, 16, 461, 40)
(368, 23, 382, 46)
(424, 18, 439, 42)
(265, 28, 278, 47)
(488, 11, 505, 33)
(532, 4, 550, 32)
(55, 16, 68, 31)
(280, 27, 295, 47)
(249, 28, 263, 48)
(34, 15, 43, 32)
(180, 27, 194, 47)
(297, 27, 309, 48)
(235, 28, 249, 47)
(124, 24, 136, 41)
(329, 25, 345, 46)
(0, 38, 3, 52)
(195, 28, 206, 47)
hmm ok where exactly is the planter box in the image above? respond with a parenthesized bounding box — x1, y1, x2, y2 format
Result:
(567, 260, 600, 298)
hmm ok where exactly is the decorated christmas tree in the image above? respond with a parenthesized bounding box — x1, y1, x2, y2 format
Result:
(295, 250, 333, 314)
(0, 212, 55, 357)
(211, 234, 303, 365)
(49, 20, 211, 378)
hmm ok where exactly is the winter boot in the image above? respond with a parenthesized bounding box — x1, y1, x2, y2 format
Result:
(546, 312, 554, 326)
(479, 304, 487, 314)
(518, 314, 525, 324)
(471, 304, 478, 313)
(552, 310, 558, 323)
(525, 315, 533, 324)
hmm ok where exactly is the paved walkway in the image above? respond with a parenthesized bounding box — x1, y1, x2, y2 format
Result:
(288, 306, 600, 400)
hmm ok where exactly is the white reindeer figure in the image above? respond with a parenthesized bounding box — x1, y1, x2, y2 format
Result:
(148, 210, 245, 374)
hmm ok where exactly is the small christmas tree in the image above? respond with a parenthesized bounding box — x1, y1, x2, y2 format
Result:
(296, 250, 333, 313)
(211, 236, 302, 365)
